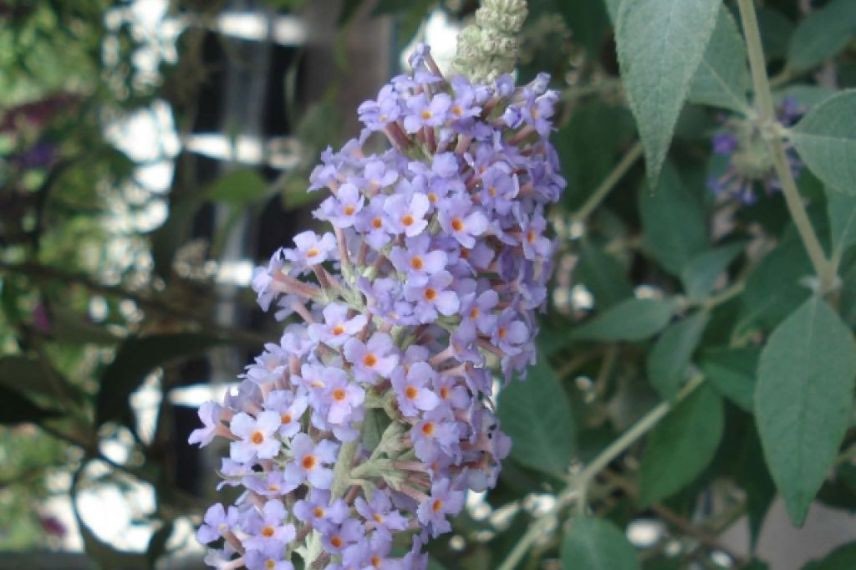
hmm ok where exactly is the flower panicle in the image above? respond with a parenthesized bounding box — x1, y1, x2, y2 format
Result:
(190, 44, 565, 570)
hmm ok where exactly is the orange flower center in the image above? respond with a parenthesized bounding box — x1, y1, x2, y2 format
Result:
(410, 256, 424, 270)
(432, 499, 444, 513)
(488, 186, 497, 197)
(424, 288, 437, 301)
(421, 422, 435, 436)
(363, 353, 378, 367)
(452, 105, 463, 117)
(261, 526, 275, 538)
(371, 217, 383, 229)
(428, 192, 438, 204)
(281, 413, 292, 424)
(332, 324, 346, 336)
(469, 307, 479, 319)
(343, 205, 355, 216)
(371, 555, 383, 568)
(330, 535, 344, 549)
(332, 388, 347, 402)
(420, 110, 433, 121)
(402, 214, 414, 227)
(405, 385, 419, 400)
(313, 506, 325, 518)
(498, 326, 507, 339)
(266, 560, 276, 570)
(451, 218, 464, 232)
(373, 513, 384, 524)
(251, 431, 264, 445)
(440, 386, 449, 400)
(306, 247, 319, 258)
(301, 455, 317, 470)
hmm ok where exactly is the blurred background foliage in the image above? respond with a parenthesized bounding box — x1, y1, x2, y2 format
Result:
(0, 0, 855, 568)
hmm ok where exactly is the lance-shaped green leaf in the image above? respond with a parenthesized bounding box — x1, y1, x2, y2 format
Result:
(827, 190, 856, 259)
(681, 243, 745, 301)
(803, 542, 856, 570)
(639, 384, 724, 504)
(576, 240, 634, 310)
(755, 297, 856, 525)
(572, 298, 676, 342)
(561, 517, 639, 570)
(688, 7, 752, 113)
(791, 91, 856, 196)
(0, 385, 62, 425)
(498, 358, 575, 478)
(787, 0, 856, 73)
(639, 163, 709, 276)
(701, 347, 759, 413)
(647, 311, 709, 400)
(616, 0, 721, 184)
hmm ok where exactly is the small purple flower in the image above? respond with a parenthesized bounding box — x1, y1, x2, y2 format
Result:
(285, 231, 337, 269)
(285, 433, 338, 489)
(243, 500, 296, 556)
(411, 410, 460, 463)
(243, 468, 297, 498)
(188, 401, 224, 447)
(403, 92, 452, 133)
(416, 479, 466, 537)
(323, 372, 365, 425)
(196, 503, 238, 544)
(229, 411, 282, 463)
(263, 390, 308, 439)
(492, 307, 529, 356)
(384, 191, 430, 237)
(392, 361, 440, 417)
(245, 551, 294, 570)
(438, 197, 489, 248)
(317, 182, 364, 228)
(343, 333, 399, 383)
(322, 518, 364, 556)
(389, 234, 448, 282)
(355, 491, 408, 538)
(293, 489, 349, 533)
(356, 194, 395, 250)
(404, 271, 460, 323)
(308, 303, 368, 348)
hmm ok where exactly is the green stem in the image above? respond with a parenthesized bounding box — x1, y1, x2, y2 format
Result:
(497, 375, 705, 570)
(736, 0, 836, 293)
(573, 142, 643, 222)
(331, 439, 358, 499)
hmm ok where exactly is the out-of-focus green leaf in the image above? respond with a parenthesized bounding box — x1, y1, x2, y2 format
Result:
(687, 7, 751, 113)
(755, 297, 856, 525)
(0, 384, 61, 425)
(561, 517, 639, 570)
(739, 236, 812, 330)
(572, 298, 676, 342)
(615, 0, 720, 184)
(680, 243, 745, 302)
(758, 7, 794, 61)
(787, 0, 856, 73)
(638, 384, 724, 504)
(96, 333, 225, 428)
(700, 347, 759, 413)
(575, 240, 634, 310)
(803, 542, 856, 570)
(556, 0, 611, 57)
(499, 358, 575, 479)
(647, 311, 709, 400)
(208, 169, 269, 205)
(792, 91, 856, 196)
(827, 190, 856, 257)
(639, 163, 708, 275)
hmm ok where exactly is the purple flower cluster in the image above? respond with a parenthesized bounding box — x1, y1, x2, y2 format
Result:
(707, 98, 804, 205)
(190, 44, 565, 570)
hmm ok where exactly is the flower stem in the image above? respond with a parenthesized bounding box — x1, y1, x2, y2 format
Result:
(736, 0, 836, 294)
(572, 141, 642, 222)
(497, 374, 705, 570)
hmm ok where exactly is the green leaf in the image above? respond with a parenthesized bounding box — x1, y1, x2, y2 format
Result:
(0, 355, 60, 404)
(804, 542, 856, 570)
(687, 7, 752, 113)
(0, 384, 61, 425)
(755, 297, 856, 525)
(208, 169, 269, 205)
(792, 91, 856, 196)
(787, 0, 856, 73)
(572, 298, 676, 342)
(638, 384, 724, 504)
(739, 236, 812, 330)
(555, 103, 635, 212)
(498, 358, 575, 479)
(615, 0, 721, 184)
(557, 0, 611, 57)
(639, 163, 709, 275)
(96, 334, 225, 428)
(576, 240, 634, 310)
(647, 311, 709, 400)
(603, 0, 623, 23)
(700, 347, 759, 413)
(827, 190, 856, 258)
(561, 517, 639, 570)
(680, 243, 745, 301)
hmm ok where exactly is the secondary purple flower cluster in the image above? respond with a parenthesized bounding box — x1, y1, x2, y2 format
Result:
(189, 45, 565, 570)
(707, 98, 803, 205)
